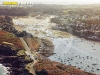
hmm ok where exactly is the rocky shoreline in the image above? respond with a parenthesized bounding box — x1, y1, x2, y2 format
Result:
(0, 15, 97, 75)
(0, 45, 33, 75)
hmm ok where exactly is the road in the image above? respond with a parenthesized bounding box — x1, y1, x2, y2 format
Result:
(20, 38, 38, 75)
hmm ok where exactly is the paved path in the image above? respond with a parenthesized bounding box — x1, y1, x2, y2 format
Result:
(20, 38, 38, 75)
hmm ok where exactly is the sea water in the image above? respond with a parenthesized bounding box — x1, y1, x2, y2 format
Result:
(0, 64, 9, 75)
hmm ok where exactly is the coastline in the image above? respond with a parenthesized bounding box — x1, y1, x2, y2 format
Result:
(0, 64, 9, 75)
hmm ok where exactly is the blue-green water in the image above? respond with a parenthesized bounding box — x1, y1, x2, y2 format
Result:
(0, 64, 8, 75)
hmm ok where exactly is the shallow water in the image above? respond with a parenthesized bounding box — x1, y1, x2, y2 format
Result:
(49, 37, 100, 74)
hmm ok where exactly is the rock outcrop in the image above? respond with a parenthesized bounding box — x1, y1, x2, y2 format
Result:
(0, 30, 33, 75)
(34, 59, 96, 75)
(37, 38, 54, 57)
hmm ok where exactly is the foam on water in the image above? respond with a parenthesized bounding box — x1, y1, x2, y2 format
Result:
(0, 64, 9, 75)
